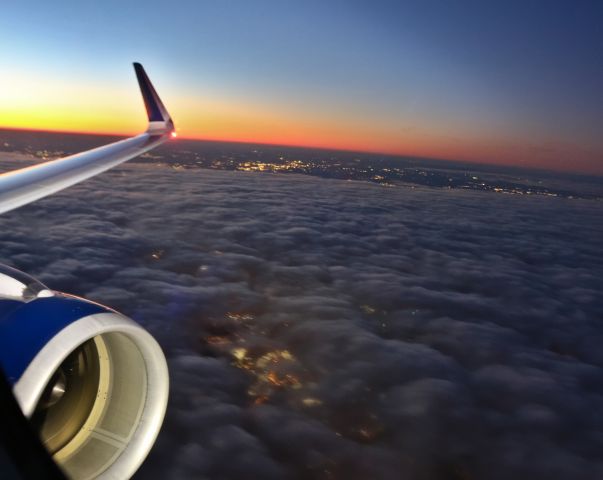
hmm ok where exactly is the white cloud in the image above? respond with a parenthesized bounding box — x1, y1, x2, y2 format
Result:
(1, 161, 602, 479)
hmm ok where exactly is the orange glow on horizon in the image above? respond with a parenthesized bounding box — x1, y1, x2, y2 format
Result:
(1, 122, 601, 175)
(0, 70, 601, 175)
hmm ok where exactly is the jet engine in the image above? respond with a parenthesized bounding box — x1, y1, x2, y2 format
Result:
(0, 264, 169, 479)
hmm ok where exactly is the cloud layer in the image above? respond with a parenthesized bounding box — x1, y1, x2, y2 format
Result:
(1, 159, 602, 479)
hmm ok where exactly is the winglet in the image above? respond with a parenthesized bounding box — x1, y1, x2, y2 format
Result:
(133, 62, 175, 135)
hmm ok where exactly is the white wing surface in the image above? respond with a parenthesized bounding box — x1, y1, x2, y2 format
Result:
(0, 63, 175, 215)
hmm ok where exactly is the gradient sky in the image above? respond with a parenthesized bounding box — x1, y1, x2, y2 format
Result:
(1, 0, 602, 174)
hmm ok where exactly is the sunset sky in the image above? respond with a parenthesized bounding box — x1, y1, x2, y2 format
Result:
(1, 0, 602, 174)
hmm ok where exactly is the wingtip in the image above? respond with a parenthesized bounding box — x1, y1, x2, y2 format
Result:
(132, 62, 175, 134)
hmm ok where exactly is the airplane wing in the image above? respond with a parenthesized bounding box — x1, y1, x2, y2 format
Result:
(0, 63, 173, 480)
(0, 62, 175, 215)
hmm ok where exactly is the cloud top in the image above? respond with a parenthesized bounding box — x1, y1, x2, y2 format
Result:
(1, 161, 601, 479)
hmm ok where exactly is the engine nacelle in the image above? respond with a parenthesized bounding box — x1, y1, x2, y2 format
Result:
(0, 265, 169, 479)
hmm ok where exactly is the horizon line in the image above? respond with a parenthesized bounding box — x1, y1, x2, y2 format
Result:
(0, 125, 598, 178)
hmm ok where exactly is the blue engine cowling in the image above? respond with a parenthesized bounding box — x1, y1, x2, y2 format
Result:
(0, 264, 169, 480)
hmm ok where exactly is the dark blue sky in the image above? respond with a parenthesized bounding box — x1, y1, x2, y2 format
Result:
(1, 0, 602, 172)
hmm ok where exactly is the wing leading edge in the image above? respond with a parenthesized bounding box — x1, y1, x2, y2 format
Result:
(0, 63, 175, 215)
